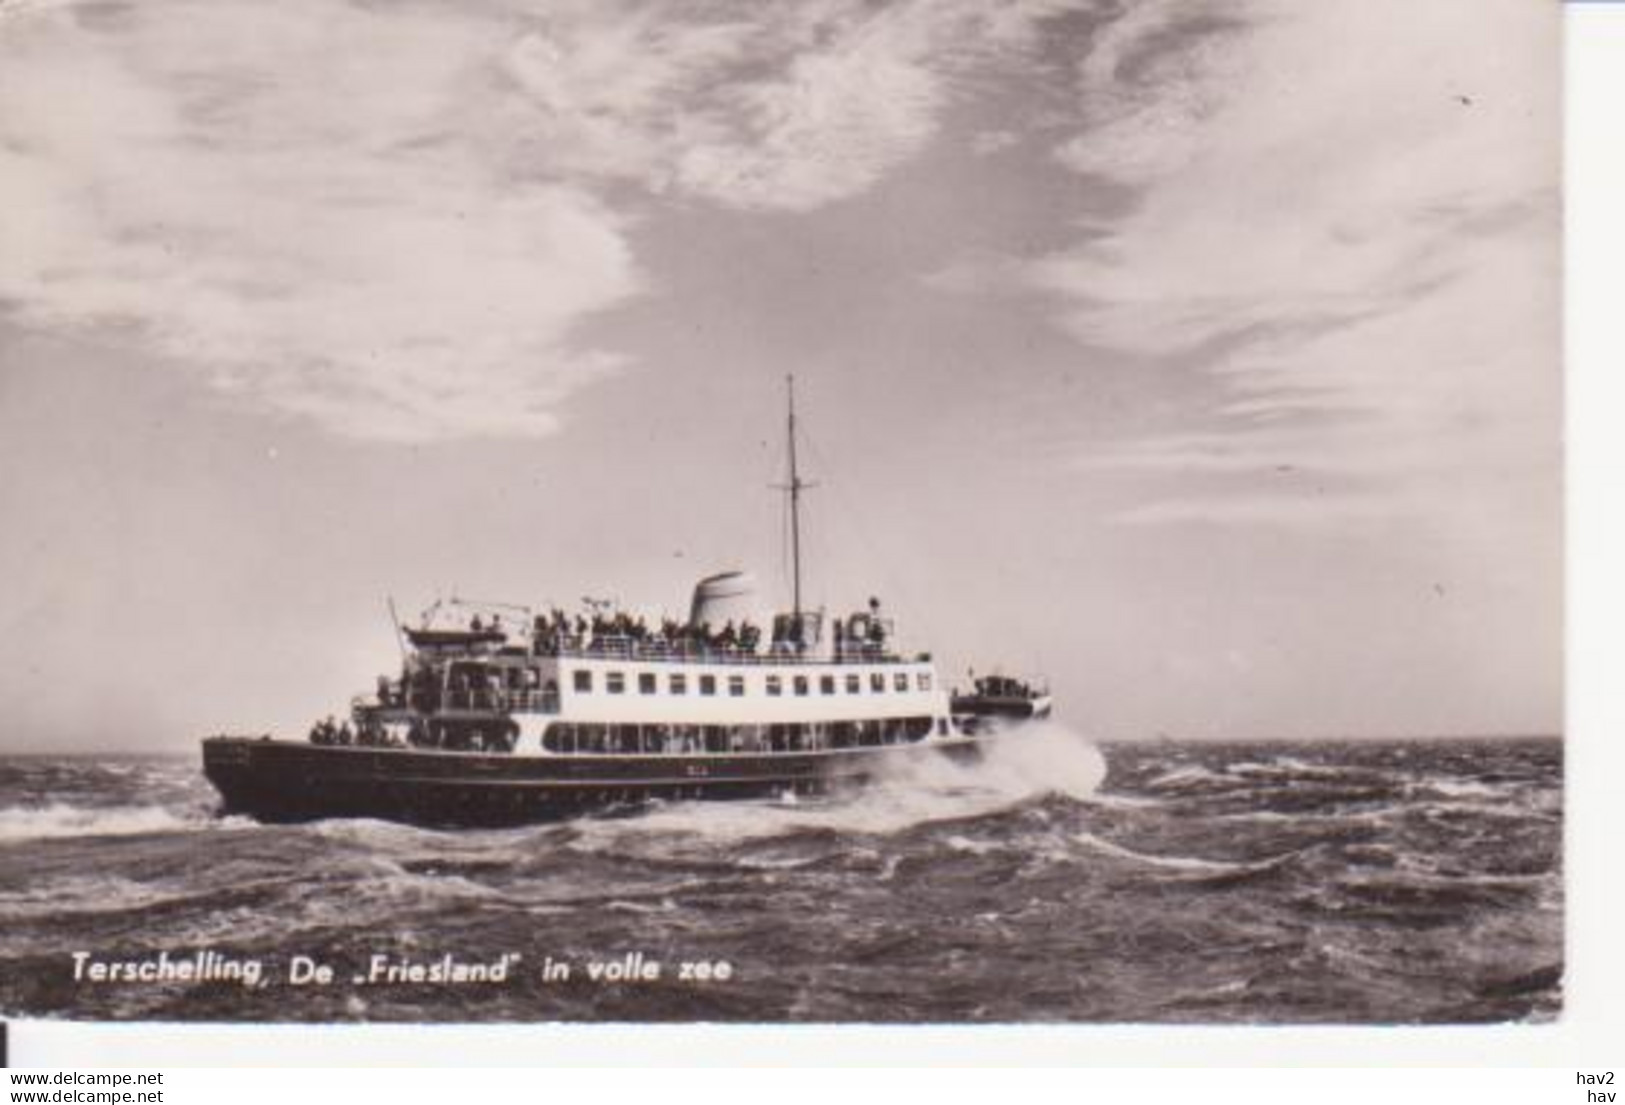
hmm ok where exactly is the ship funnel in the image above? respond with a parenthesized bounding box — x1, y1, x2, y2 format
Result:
(689, 570, 758, 628)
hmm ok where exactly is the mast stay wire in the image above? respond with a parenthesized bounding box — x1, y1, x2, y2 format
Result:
(795, 420, 949, 660)
(798, 411, 1054, 685)
(797, 417, 1054, 689)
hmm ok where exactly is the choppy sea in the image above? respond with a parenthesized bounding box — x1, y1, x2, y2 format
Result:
(0, 733, 1561, 1023)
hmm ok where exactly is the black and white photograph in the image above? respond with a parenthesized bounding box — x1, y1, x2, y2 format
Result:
(0, 0, 1561, 1028)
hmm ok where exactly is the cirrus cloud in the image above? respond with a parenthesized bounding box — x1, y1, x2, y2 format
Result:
(1031, 0, 1558, 529)
(0, 0, 641, 441)
(0, 0, 1082, 441)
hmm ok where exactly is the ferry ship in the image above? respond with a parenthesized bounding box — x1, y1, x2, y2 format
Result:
(202, 382, 1051, 827)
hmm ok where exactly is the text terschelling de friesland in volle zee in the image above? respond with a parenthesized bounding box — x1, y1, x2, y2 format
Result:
(69, 949, 732, 987)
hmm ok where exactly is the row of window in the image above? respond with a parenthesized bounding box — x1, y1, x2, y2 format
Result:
(570, 668, 932, 697)
(541, 717, 940, 755)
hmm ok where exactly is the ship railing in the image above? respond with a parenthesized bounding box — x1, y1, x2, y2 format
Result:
(440, 690, 561, 714)
(543, 637, 913, 666)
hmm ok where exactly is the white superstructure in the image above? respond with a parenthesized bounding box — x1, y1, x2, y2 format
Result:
(360, 592, 952, 758)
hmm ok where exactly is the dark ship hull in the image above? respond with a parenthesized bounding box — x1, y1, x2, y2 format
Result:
(202, 735, 987, 828)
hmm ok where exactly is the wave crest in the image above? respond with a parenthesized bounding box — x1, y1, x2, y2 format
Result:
(548, 723, 1108, 852)
(0, 802, 206, 842)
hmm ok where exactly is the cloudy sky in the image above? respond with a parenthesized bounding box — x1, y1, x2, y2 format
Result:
(0, 0, 1558, 751)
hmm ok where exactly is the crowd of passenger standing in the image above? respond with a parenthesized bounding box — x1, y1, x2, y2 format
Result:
(524, 608, 764, 657)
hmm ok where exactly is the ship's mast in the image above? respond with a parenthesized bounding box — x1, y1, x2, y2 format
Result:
(786, 374, 805, 626)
